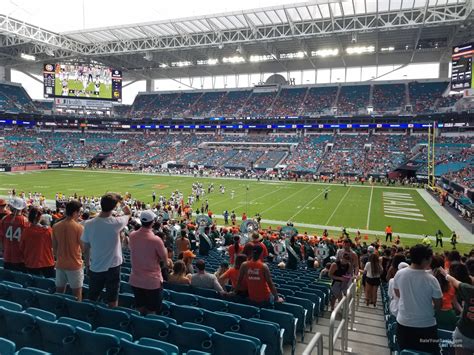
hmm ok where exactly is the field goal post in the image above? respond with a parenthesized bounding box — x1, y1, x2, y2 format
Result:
(427, 121, 436, 189)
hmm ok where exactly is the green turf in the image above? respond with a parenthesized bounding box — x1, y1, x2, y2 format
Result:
(55, 78, 111, 99)
(0, 169, 454, 238)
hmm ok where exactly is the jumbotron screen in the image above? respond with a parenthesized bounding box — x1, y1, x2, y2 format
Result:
(451, 43, 473, 91)
(43, 63, 122, 101)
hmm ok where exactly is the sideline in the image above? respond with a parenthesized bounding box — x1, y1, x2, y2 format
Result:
(417, 189, 473, 244)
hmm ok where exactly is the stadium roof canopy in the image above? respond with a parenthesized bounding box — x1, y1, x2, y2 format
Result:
(0, 0, 472, 81)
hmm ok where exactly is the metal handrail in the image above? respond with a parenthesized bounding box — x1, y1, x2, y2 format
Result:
(328, 280, 357, 355)
(302, 332, 323, 355)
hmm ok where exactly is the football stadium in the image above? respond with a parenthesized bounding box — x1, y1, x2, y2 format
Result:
(0, 0, 473, 354)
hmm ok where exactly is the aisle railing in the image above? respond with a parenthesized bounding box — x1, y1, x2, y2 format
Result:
(302, 332, 323, 355)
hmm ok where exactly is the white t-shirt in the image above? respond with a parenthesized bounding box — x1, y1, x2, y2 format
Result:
(388, 278, 399, 316)
(393, 267, 442, 327)
(81, 215, 129, 272)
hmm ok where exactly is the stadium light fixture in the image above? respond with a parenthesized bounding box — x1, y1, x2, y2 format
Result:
(20, 53, 35, 61)
(381, 46, 395, 52)
(197, 59, 219, 66)
(143, 53, 153, 61)
(222, 56, 245, 64)
(249, 54, 274, 63)
(159, 63, 169, 68)
(346, 46, 375, 55)
(171, 61, 192, 67)
(44, 48, 55, 57)
(312, 49, 339, 57)
(280, 51, 306, 59)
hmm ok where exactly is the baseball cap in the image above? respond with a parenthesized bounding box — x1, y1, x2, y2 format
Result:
(140, 210, 156, 223)
(183, 250, 196, 259)
(398, 262, 409, 270)
(367, 245, 375, 254)
(0, 199, 7, 206)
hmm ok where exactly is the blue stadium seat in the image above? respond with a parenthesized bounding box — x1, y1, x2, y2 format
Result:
(11, 271, 34, 287)
(196, 296, 227, 312)
(192, 287, 219, 299)
(294, 291, 323, 316)
(226, 302, 259, 319)
(211, 332, 258, 355)
(118, 293, 135, 309)
(95, 306, 130, 331)
(0, 308, 41, 349)
(259, 308, 296, 355)
(167, 304, 203, 324)
(201, 310, 240, 333)
(34, 292, 67, 317)
(15, 348, 52, 355)
(57, 317, 92, 331)
(64, 299, 97, 325)
(36, 317, 76, 354)
(400, 350, 433, 355)
(165, 323, 212, 354)
(182, 322, 215, 335)
(0, 269, 12, 282)
(6, 285, 36, 309)
(138, 338, 179, 355)
(224, 332, 265, 355)
(114, 306, 140, 316)
(0, 299, 23, 311)
(185, 351, 211, 355)
(239, 318, 283, 355)
(167, 290, 199, 306)
(274, 302, 307, 340)
(25, 307, 57, 321)
(1, 281, 23, 288)
(95, 327, 133, 342)
(31, 277, 56, 294)
(120, 339, 167, 355)
(0, 337, 16, 355)
(75, 327, 120, 355)
(145, 314, 177, 325)
(129, 314, 169, 341)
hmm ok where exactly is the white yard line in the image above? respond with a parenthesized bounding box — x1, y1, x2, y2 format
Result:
(366, 185, 374, 229)
(288, 187, 325, 221)
(325, 186, 353, 225)
(417, 189, 473, 244)
(259, 184, 313, 215)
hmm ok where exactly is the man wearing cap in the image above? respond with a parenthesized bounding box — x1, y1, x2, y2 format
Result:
(81, 193, 131, 307)
(129, 210, 168, 315)
(243, 232, 268, 261)
(0, 197, 28, 272)
(0, 199, 10, 220)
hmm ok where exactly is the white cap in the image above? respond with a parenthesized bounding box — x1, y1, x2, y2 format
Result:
(367, 245, 375, 254)
(9, 197, 27, 211)
(140, 210, 156, 223)
(398, 262, 409, 270)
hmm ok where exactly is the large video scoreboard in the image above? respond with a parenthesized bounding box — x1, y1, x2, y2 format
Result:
(451, 43, 473, 91)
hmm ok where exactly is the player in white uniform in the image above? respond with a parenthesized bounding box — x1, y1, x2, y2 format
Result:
(62, 79, 68, 96)
(94, 79, 101, 96)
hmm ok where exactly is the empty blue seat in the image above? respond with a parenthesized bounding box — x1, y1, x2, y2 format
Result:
(95, 327, 133, 342)
(115, 306, 140, 316)
(202, 309, 240, 333)
(7, 286, 36, 309)
(285, 296, 315, 329)
(32, 277, 56, 294)
(168, 304, 203, 324)
(95, 306, 130, 331)
(239, 318, 283, 355)
(211, 332, 258, 355)
(11, 272, 34, 287)
(294, 291, 323, 316)
(129, 314, 169, 341)
(15, 348, 52, 355)
(274, 302, 306, 340)
(227, 302, 259, 319)
(0, 299, 23, 311)
(0, 308, 41, 349)
(186, 351, 211, 355)
(192, 287, 219, 298)
(197, 297, 227, 312)
(138, 338, 179, 355)
(120, 339, 167, 355)
(36, 317, 76, 354)
(165, 323, 212, 354)
(259, 308, 296, 354)
(0, 269, 12, 281)
(57, 317, 92, 331)
(167, 291, 199, 306)
(25, 307, 56, 322)
(75, 327, 120, 355)
(0, 337, 15, 355)
(1, 281, 23, 288)
(182, 322, 215, 335)
(34, 292, 67, 317)
(146, 314, 177, 325)
(64, 299, 97, 325)
(118, 293, 135, 308)
(224, 332, 264, 354)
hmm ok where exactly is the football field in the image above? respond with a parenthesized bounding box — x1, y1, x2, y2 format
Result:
(0, 169, 453, 239)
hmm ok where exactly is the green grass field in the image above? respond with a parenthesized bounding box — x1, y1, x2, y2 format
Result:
(55, 78, 111, 99)
(2, 169, 471, 253)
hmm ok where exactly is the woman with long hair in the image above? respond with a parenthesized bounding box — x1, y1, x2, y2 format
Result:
(386, 253, 407, 282)
(364, 252, 382, 307)
(20, 207, 55, 277)
(228, 235, 241, 265)
(219, 254, 247, 291)
(168, 260, 191, 285)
